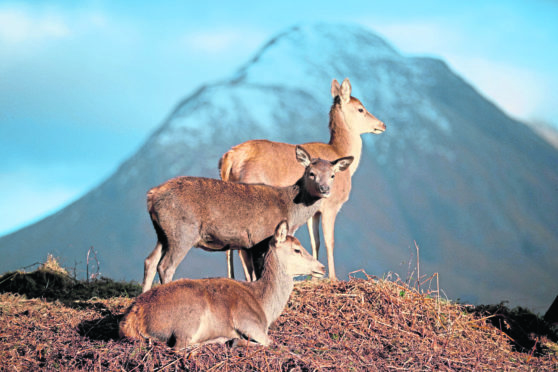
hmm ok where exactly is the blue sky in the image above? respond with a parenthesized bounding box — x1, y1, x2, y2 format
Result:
(1, 0, 557, 236)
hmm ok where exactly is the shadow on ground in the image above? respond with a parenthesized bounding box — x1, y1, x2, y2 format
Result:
(468, 302, 558, 355)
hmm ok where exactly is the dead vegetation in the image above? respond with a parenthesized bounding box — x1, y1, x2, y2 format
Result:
(0, 254, 140, 303)
(0, 262, 556, 371)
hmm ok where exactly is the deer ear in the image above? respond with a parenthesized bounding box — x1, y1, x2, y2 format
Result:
(274, 220, 288, 243)
(332, 156, 354, 173)
(331, 79, 341, 98)
(340, 78, 351, 104)
(295, 146, 312, 167)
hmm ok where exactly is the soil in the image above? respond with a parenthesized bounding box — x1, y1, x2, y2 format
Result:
(0, 267, 556, 371)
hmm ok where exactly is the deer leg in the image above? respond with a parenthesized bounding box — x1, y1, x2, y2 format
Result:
(226, 250, 235, 279)
(172, 336, 193, 350)
(236, 327, 270, 346)
(158, 244, 193, 284)
(321, 209, 339, 281)
(230, 335, 270, 347)
(307, 212, 321, 259)
(157, 229, 196, 284)
(142, 241, 163, 292)
(233, 314, 271, 346)
(174, 336, 231, 351)
(239, 250, 256, 282)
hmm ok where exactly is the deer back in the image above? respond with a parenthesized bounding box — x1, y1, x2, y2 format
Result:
(148, 177, 291, 249)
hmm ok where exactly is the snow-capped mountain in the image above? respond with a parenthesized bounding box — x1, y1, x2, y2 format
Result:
(2, 23, 557, 311)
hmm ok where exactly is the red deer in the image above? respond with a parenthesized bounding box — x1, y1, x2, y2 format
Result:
(220, 78, 385, 281)
(120, 221, 325, 349)
(142, 145, 352, 292)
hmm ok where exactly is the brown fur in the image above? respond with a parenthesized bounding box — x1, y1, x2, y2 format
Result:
(121, 221, 325, 349)
(142, 146, 352, 292)
(220, 78, 386, 280)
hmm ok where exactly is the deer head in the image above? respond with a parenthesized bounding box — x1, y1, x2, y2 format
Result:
(295, 145, 353, 198)
(332, 78, 386, 135)
(272, 220, 325, 277)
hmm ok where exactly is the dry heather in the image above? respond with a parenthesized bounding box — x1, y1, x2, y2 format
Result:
(0, 267, 556, 371)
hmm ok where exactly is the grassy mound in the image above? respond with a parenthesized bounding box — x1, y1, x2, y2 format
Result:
(0, 263, 556, 371)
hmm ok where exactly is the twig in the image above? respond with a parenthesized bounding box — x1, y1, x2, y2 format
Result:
(415, 241, 420, 293)
(86, 246, 101, 282)
(155, 356, 181, 371)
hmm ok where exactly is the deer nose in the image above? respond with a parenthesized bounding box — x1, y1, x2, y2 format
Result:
(313, 263, 326, 276)
(373, 121, 386, 133)
(319, 184, 330, 194)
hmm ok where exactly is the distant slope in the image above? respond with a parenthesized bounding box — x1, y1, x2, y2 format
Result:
(527, 120, 558, 149)
(1, 23, 558, 311)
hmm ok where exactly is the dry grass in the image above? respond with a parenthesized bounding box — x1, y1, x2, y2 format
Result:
(0, 259, 558, 371)
(0, 265, 556, 371)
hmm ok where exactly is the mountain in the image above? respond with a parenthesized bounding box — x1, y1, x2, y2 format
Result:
(527, 120, 558, 149)
(1, 23, 557, 311)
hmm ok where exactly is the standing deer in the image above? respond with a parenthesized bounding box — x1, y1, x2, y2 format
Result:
(142, 145, 352, 292)
(121, 221, 325, 349)
(220, 78, 385, 281)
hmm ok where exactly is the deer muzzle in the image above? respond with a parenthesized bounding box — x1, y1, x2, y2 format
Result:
(312, 263, 326, 277)
(318, 184, 331, 196)
(372, 121, 386, 134)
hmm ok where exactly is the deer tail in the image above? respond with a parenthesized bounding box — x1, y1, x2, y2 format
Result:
(119, 304, 146, 340)
(219, 151, 234, 181)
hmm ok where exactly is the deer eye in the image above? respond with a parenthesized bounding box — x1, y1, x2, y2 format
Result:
(331, 174, 335, 179)
(358, 108, 364, 113)
(309, 172, 316, 179)
(294, 248, 301, 254)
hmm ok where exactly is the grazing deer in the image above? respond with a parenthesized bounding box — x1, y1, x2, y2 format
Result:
(120, 221, 325, 349)
(142, 145, 352, 292)
(220, 78, 385, 281)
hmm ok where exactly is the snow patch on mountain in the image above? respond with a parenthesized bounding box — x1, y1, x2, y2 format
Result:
(234, 23, 402, 93)
(155, 84, 327, 151)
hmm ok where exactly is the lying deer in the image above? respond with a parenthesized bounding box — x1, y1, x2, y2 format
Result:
(120, 221, 325, 349)
(220, 78, 385, 281)
(142, 145, 352, 292)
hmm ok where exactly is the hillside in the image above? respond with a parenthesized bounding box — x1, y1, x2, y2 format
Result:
(0, 265, 556, 371)
(527, 120, 558, 149)
(1, 23, 557, 311)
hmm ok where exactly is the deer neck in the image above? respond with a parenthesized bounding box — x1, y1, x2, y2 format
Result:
(285, 182, 323, 228)
(250, 249, 293, 327)
(328, 103, 362, 176)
